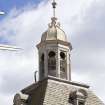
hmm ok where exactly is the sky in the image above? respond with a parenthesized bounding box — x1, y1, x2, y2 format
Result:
(0, 0, 105, 105)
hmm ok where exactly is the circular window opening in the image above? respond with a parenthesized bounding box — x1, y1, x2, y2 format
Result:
(48, 51, 56, 57)
(60, 52, 65, 59)
(41, 54, 44, 61)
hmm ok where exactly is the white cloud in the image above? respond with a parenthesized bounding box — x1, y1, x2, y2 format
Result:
(0, 50, 37, 105)
(0, 93, 13, 105)
(0, 0, 105, 104)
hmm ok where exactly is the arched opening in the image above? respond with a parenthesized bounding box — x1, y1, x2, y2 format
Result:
(48, 51, 56, 76)
(60, 52, 65, 59)
(60, 51, 66, 79)
(41, 54, 44, 61)
(49, 51, 56, 57)
(40, 53, 44, 78)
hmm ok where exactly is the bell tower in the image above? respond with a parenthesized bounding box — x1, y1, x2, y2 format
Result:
(37, 0, 72, 81)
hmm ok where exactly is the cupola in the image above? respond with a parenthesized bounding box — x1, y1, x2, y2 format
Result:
(37, 0, 72, 81)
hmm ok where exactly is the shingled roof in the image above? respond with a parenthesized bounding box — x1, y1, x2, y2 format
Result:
(21, 76, 104, 105)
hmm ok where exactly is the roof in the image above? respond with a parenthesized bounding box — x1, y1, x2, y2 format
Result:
(41, 17, 67, 42)
(41, 26, 67, 42)
(21, 76, 104, 105)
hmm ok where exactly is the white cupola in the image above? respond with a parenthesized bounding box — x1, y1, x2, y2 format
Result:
(36, 0, 72, 81)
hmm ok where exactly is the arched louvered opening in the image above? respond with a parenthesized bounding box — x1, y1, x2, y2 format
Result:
(40, 53, 44, 78)
(60, 51, 67, 79)
(48, 51, 56, 76)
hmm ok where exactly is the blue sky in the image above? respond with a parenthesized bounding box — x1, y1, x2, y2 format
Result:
(0, 0, 43, 20)
(0, 0, 43, 44)
(0, 0, 42, 11)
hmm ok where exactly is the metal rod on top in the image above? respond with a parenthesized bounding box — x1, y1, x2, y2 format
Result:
(52, 0, 57, 18)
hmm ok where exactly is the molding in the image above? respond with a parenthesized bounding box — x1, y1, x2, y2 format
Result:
(36, 40, 72, 50)
(21, 76, 89, 94)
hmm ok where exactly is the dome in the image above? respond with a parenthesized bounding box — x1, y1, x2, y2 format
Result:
(41, 18, 67, 42)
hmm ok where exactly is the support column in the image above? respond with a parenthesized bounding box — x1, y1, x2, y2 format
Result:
(67, 52, 71, 80)
(57, 48, 60, 78)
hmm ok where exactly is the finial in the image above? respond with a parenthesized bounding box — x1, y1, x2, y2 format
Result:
(50, 0, 57, 27)
(52, 0, 57, 18)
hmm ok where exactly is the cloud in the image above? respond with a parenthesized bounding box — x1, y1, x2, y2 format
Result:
(0, 50, 37, 105)
(0, 93, 13, 105)
(70, 0, 105, 102)
(0, 0, 105, 104)
(0, 50, 36, 93)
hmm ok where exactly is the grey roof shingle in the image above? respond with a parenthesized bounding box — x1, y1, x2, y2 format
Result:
(21, 76, 104, 105)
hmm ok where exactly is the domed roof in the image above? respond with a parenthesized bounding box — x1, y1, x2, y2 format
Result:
(41, 18, 67, 42)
